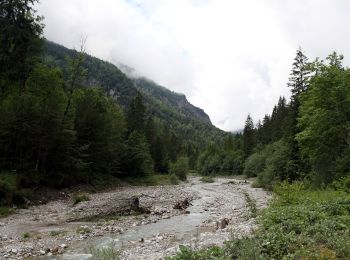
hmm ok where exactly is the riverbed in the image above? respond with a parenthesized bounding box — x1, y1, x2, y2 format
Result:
(0, 177, 270, 259)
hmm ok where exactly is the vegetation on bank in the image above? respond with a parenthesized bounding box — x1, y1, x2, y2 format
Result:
(169, 178, 350, 259)
(0, 0, 225, 209)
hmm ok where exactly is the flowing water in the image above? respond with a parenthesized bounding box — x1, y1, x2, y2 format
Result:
(40, 181, 219, 259)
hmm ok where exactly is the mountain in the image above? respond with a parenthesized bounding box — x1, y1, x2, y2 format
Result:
(132, 77, 211, 124)
(44, 41, 212, 125)
(43, 41, 226, 149)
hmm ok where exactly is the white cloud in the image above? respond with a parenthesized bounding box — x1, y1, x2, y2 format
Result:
(37, 0, 350, 130)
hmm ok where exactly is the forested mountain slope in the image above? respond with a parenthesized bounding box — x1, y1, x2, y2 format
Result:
(44, 41, 213, 126)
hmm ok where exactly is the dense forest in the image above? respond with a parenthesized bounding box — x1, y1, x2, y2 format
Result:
(201, 48, 350, 190)
(1, 1, 350, 259)
(0, 0, 227, 206)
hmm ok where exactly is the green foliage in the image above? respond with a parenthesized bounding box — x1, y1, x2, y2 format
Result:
(297, 53, 350, 184)
(86, 242, 120, 260)
(124, 131, 153, 177)
(200, 176, 214, 183)
(331, 175, 350, 193)
(243, 114, 255, 158)
(243, 140, 290, 190)
(73, 193, 90, 205)
(242, 191, 258, 218)
(169, 157, 189, 181)
(172, 182, 350, 259)
(169, 174, 179, 185)
(22, 232, 30, 240)
(167, 245, 227, 260)
(224, 236, 262, 260)
(243, 152, 267, 178)
(0, 0, 44, 93)
(198, 146, 243, 176)
(0, 206, 14, 217)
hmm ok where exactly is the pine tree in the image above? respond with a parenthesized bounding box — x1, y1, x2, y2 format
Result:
(243, 114, 255, 158)
(0, 0, 44, 94)
(288, 47, 310, 105)
(126, 93, 146, 134)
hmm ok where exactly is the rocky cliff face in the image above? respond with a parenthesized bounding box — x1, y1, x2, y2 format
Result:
(44, 41, 213, 126)
(132, 77, 212, 125)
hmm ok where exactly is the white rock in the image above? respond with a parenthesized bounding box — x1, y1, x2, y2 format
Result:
(59, 244, 67, 249)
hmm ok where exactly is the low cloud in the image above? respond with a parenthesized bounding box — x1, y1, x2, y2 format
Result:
(37, 0, 350, 131)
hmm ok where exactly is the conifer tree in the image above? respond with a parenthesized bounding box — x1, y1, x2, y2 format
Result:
(243, 114, 255, 158)
(0, 0, 44, 94)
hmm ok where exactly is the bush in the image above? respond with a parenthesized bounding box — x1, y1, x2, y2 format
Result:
(0, 172, 18, 206)
(200, 176, 214, 183)
(169, 174, 179, 185)
(166, 245, 226, 260)
(0, 207, 15, 217)
(244, 140, 290, 190)
(73, 193, 90, 205)
(169, 157, 189, 181)
(169, 182, 350, 259)
(243, 152, 266, 178)
(86, 242, 120, 260)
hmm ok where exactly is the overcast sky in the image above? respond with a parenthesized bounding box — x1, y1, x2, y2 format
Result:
(37, 0, 350, 131)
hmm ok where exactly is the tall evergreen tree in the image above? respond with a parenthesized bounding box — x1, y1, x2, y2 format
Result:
(288, 47, 310, 105)
(243, 114, 255, 158)
(0, 0, 44, 94)
(126, 93, 146, 134)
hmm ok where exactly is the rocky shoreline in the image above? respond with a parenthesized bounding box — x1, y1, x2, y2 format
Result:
(0, 177, 270, 259)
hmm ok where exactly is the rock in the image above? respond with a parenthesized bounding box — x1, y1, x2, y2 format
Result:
(51, 247, 59, 254)
(39, 250, 46, 255)
(216, 218, 229, 229)
(162, 215, 170, 219)
(59, 243, 67, 249)
(11, 249, 18, 254)
(139, 238, 144, 243)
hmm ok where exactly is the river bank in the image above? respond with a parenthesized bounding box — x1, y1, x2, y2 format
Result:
(0, 177, 270, 259)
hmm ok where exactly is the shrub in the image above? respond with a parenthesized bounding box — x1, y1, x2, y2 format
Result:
(245, 140, 290, 190)
(169, 157, 189, 181)
(73, 193, 90, 205)
(86, 242, 120, 260)
(200, 176, 215, 183)
(166, 245, 226, 260)
(243, 152, 266, 178)
(169, 174, 179, 185)
(0, 207, 15, 217)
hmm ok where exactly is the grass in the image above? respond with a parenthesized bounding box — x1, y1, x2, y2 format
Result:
(200, 176, 215, 183)
(22, 232, 31, 240)
(242, 190, 258, 218)
(73, 193, 90, 205)
(0, 207, 15, 217)
(169, 174, 179, 185)
(123, 174, 174, 186)
(86, 242, 120, 260)
(76, 226, 92, 234)
(169, 181, 350, 259)
(50, 230, 67, 237)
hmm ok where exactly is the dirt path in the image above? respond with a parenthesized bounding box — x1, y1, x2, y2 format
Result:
(0, 177, 270, 259)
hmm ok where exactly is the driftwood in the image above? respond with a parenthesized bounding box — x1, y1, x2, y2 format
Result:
(173, 198, 190, 210)
(69, 196, 149, 221)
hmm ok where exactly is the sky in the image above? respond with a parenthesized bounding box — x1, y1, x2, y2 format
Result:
(37, 0, 350, 131)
